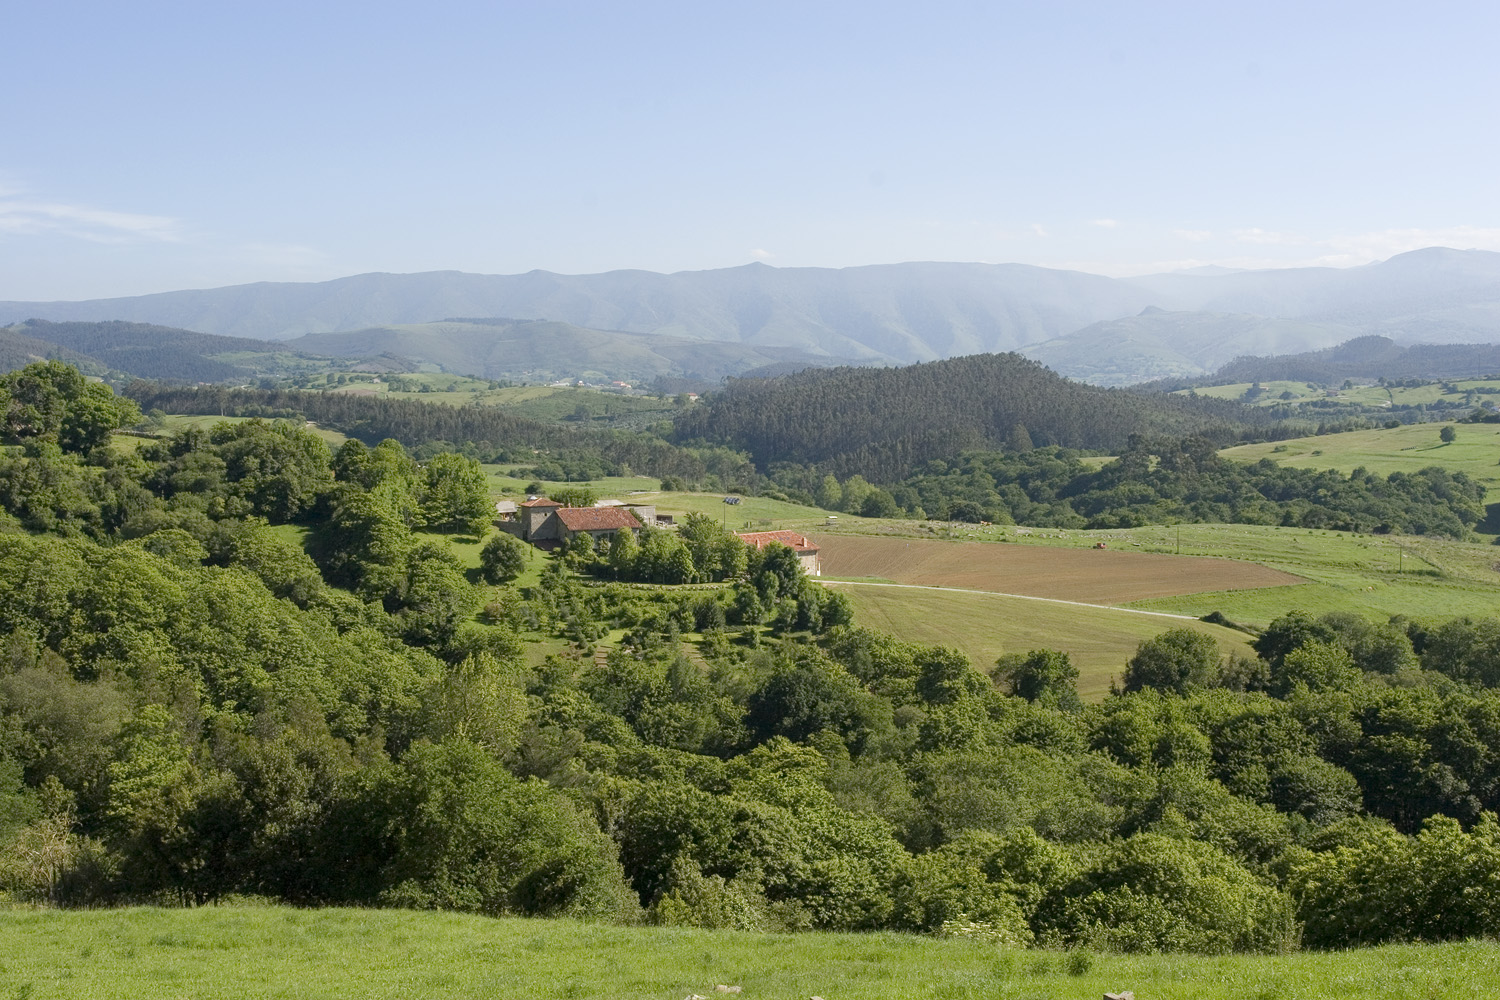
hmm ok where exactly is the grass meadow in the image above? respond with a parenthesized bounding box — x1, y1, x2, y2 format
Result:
(326, 378, 679, 424)
(1, 906, 1496, 1000)
(829, 583, 1252, 699)
(482, 465, 664, 498)
(1221, 420, 1500, 499)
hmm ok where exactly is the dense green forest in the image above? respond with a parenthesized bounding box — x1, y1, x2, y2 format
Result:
(776, 439, 1486, 537)
(3, 362, 1500, 954)
(0, 326, 102, 378)
(672, 353, 1284, 481)
(130, 383, 759, 486)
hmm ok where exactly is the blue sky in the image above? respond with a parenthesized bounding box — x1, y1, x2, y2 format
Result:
(4, 1, 1497, 299)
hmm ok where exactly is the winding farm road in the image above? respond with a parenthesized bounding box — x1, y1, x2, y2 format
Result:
(820, 579, 1200, 621)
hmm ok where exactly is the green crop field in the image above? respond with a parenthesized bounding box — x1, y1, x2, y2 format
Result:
(829, 583, 1252, 699)
(0, 906, 1495, 1000)
(1221, 420, 1500, 501)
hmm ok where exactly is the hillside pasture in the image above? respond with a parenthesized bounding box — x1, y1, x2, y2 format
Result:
(829, 583, 1252, 698)
(1182, 380, 1327, 404)
(482, 465, 663, 497)
(656, 490, 836, 525)
(113, 414, 348, 450)
(1182, 378, 1500, 410)
(813, 534, 1301, 604)
(1221, 420, 1500, 499)
(2, 906, 1494, 1000)
(315, 377, 679, 424)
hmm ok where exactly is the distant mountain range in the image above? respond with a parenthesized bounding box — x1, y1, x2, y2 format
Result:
(2, 247, 1497, 385)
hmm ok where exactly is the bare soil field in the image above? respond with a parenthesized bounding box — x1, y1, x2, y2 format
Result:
(813, 534, 1302, 604)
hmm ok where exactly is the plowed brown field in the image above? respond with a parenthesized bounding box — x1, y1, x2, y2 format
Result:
(813, 535, 1301, 604)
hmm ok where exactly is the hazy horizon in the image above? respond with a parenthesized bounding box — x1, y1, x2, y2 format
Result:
(1, 245, 1488, 306)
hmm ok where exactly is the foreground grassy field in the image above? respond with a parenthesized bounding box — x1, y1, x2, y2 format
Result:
(830, 584, 1253, 699)
(1, 907, 1495, 1000)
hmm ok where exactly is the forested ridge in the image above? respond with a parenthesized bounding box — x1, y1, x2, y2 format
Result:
(129, 383, 759, 486)
(6, 320, 295, 384)
(808, 439, 1486, 537)
(672, 353, 1272, 481)
(3, 362, 1500, 952)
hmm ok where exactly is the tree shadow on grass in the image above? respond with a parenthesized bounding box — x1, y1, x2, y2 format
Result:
(1479, 502, 1500, 539)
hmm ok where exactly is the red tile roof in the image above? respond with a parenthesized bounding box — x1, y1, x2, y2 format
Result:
(521, 497, 562, 507)
(556, 507, 642, 532)
(736, 530, 819, 554)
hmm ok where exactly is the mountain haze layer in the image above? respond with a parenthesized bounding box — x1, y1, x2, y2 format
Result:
(285, 318, 860, 384)
(3, 249, 1497, 385)
(0, 263, 1163, 356)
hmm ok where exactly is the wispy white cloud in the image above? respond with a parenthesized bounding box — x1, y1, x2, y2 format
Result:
(1029, 223, 1049, 237)
(1172, 229, 1213, 243)
(0, 193, 182, 243)
(1231, 227, 1306, 246)
(1090, 218, 1118, 229)
(749, 248, 774, 260)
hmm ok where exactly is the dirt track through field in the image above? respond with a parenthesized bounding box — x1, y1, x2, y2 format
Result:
(812, 535, 1303, 604)
(821, 581, 1199, 620)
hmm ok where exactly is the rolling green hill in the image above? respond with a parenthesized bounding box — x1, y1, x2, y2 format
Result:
(1220, 420, 1500, 503)
(0, 325, 104, 375)
(1, 319, 346, 383)
(675, 352, 1263, 480)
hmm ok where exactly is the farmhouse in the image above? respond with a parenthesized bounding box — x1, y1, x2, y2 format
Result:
(508, 497, 656, 546)
(736, 530, 821, 577)
(555, 505, 642, 542)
